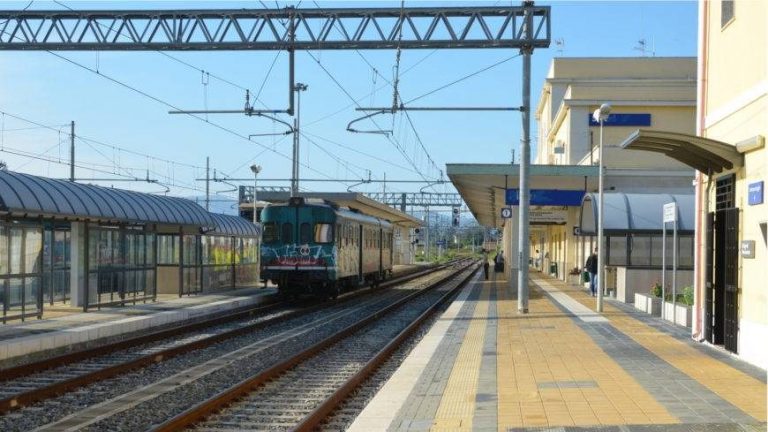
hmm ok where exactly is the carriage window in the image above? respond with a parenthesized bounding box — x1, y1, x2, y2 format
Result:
(314, 224, 333, 243)
(281, 223, 293, 243)
(300, 223, 311, 243)
(263, 223, 278, 244)
(335, 224, 341, 243)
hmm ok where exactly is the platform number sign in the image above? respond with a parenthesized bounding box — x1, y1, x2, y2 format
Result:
(452, 207, 460, 227)
(500, 208, 513, 219)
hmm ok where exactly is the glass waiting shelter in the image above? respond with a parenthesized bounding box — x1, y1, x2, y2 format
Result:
(156, 213, 261, 296)
(0, 170, 215, 322)
(578, 193, 695, 268)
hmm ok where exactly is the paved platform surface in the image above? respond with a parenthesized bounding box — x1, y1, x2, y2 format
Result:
(351, 271, 767, 432)
(0, 264, 423, 367)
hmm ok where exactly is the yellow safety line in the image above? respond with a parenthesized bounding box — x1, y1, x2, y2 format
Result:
(431, 279, 492, 431)
(497, 277, 677, 430)
(541, 274, 767, 422)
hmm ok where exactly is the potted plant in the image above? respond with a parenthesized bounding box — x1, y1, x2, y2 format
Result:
(663, 286, 693, 327)
(634, 282, 662, 316)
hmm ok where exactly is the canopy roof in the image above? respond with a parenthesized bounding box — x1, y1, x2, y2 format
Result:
(447, 163, 599, 227)
(246, 191, 422, 228)
(0, 170, 214, 228)
(579, 192, 694, 235)
(620, 129, 742, 174)
(208, 213, 260, 237)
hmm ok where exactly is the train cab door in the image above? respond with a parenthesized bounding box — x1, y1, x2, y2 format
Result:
(358, 224, 364, 283)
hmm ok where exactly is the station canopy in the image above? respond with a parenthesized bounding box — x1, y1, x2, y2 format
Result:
(208, 213, 261, 237)
(447, 164, 599, 228)
(578, 192, 695, 235)
(0, 170, 215, 228)
(251, 191, 422, 228)
(620, 129, 743, 174)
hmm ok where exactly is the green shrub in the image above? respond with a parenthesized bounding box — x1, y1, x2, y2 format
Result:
(651, 282, 662, 297)
(682, 286, 694, 306)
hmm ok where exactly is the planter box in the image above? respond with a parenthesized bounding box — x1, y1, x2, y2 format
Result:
(663, 301, 692, 327)
(634, 293, 662, 316)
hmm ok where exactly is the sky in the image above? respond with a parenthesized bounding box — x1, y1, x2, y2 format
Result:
(0, 0, 698, 214)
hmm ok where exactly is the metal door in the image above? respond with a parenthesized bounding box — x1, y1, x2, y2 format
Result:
(723, 208, 739, 353)
(705, 212, 714, 342)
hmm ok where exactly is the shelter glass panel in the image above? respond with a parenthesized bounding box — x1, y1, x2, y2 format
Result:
(157, 235, 179, 265)
(43, 227, 71, 305)
(607, 236, 628, 266)
(630, 235, 652, 266)
(86, 226, 156, 310)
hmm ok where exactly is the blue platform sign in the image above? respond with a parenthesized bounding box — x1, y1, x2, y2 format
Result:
(748, 181, 764, 205)
(505, 189, 585, 206)
(588, 113, 651, 127)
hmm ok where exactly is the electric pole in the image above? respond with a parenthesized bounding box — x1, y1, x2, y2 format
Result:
(69, 121, 75, 182)
(205, 156, 210, 211)
(291, 82, 308, 197)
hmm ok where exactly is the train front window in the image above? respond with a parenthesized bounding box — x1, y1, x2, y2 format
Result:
(281, 223, 293, 243)
(263, 223, 278, 244)
(300, 223, 311, 244)
(314, 224, 333, 243)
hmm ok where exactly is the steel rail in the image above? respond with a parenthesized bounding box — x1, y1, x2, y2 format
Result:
(149, 259, 474, 432)
(0, 263, 444, 414)
(293, 262, 479, 431)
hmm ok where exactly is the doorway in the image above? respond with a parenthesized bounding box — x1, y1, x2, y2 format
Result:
(705, 174, 739, 353)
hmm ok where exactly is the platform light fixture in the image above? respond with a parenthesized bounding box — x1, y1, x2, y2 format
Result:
(592, 103, 611, 312)
(250, 164, 262, 224)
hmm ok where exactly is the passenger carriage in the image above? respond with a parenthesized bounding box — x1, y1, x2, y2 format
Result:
(260, 197, 394, 298)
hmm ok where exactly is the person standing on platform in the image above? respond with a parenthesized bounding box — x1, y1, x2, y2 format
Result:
(585, 248, 598, 296)
(482, 249, 490, 280)
(495, 250, 504, 273)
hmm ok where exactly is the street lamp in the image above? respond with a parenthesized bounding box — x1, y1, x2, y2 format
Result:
(592, 103, 611, 312)
(250, 164, 261, 224)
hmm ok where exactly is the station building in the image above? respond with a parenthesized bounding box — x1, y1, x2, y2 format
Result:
(0, 170, 260, 323)
(534, 57, 697, 288)
(622, 0, 766, 368)
(450, 57, 699, 300)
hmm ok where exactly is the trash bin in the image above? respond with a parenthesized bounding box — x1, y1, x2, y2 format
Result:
(549, 263, 558, 277)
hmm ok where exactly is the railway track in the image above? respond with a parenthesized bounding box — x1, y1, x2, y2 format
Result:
(156, 260, 478, 432)
(0, 262, 466, 431)
(0, 263, 443, 418)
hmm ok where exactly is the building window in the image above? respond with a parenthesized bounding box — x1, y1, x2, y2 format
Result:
(721, 0, 734, 28)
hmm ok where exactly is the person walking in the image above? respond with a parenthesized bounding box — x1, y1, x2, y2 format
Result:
(495, 250, 504, 272)
(585, 248, 598, 296)
(482, 249, 490, 280)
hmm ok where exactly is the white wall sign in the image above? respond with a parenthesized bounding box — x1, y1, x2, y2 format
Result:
(530, 209, 568, 224)
(663, 202, 677, 223)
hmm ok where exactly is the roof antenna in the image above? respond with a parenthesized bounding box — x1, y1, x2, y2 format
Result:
(554, 38, 565, 56)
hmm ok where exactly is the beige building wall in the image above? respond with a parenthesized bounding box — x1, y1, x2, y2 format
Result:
(533, 57, 697, 299)
(698, 0, 767, 369)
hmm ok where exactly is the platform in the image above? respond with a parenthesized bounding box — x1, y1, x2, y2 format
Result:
(350, 271, 767, 431)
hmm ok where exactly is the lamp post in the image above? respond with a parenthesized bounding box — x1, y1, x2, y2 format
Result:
(592, 103, 611, 312)
(250, 164, 261, 224)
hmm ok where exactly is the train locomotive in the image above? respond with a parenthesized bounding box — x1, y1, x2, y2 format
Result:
(260, 197, 394, 299)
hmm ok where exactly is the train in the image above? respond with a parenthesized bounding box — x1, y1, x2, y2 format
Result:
(260, 197, 394, 299)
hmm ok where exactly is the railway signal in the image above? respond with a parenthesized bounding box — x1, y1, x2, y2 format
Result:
(452, 207, 460, 227)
